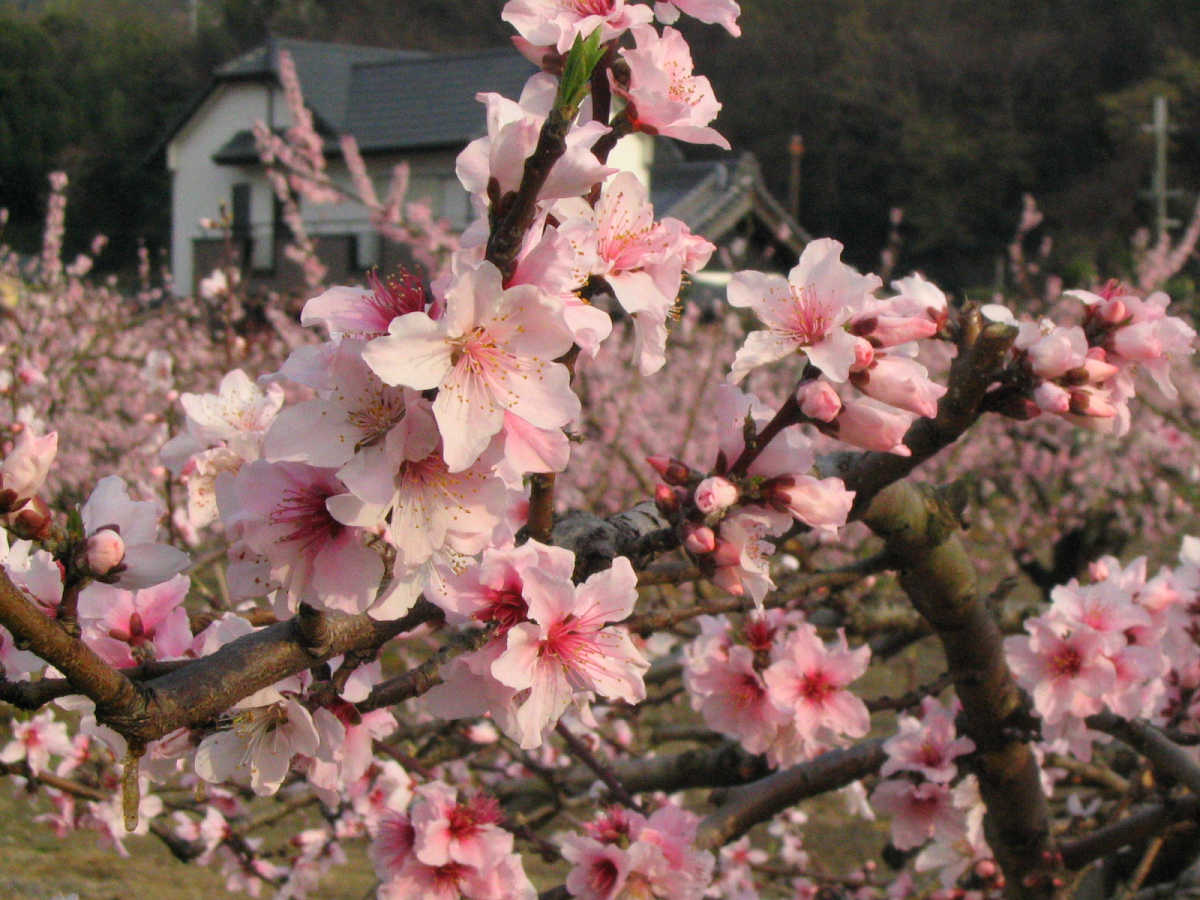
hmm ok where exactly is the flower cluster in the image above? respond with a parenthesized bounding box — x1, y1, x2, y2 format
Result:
(371, 781, 535, 900)
(425, 543, 649, 749)
(868, 698, 996, 887)
(1006, 538, 1200, 758)
(984, 280, 1196, 434)
(684, 611, 871, 767)
(560, 802, 714, 900)
(650, 383, 854, 603)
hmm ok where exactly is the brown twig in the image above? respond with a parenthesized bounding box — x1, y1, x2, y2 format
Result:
(555, 721, 642, 811)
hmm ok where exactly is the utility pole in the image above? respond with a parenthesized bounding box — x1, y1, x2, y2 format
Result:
(1140, 95, 1182, 238)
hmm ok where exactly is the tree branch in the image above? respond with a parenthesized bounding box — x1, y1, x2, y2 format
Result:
(1087, 712, 1200, 796)
(864, 479, 1064, 900)
(695, 739, 886, 850)
(0, 567, 142, 718)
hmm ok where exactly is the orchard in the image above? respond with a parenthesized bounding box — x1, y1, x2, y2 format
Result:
(1, 2, 1199, 899)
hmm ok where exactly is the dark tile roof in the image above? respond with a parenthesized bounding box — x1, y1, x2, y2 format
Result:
(345, 49, 537, 151)
(217, 37, 426, 132)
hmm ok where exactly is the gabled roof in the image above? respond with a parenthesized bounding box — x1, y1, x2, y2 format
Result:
(216, 37, 428, 134)
(345, 49, 537, 152)
(653, 154, 811, 253)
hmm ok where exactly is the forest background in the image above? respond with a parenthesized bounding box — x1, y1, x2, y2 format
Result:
(3, 0, 1200, 294)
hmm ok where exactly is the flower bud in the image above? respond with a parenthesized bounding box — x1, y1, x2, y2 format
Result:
(86, 528, 126, 576)
(646, 455, 692, 485)
(684, 524, 717, 554)
(654, 483, 680, 514)
(850, 336, 875, 371)
(1032, 381, 1070, 414)
(796, 380, 841, 422)
(693, 476, 738, 515)
(1098, 298, 1126, 324)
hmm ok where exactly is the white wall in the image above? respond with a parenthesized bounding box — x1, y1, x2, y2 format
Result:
(169, 81, 654, 295)
(167, 82, 279, 294)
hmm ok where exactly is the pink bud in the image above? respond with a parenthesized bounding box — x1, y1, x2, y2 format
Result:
(1032, 381, 1070, 414)
(1098, 298, 1126, 324)
(646, 455, 692, 485)
(654, 483, 680, 514)
(684, 524, 717, 554)
(86, 528, 125, 575)
(796, 380, 842, 422)
(830, 399, 912, 455)
(693, 476, 738, 515)
(850, 337, 875, 371)
(974, 860, 998, 879)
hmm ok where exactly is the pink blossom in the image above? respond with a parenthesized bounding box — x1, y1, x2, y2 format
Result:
(194, 696, 320, 796)
(0, 709, 73, 774)
(684, 642, 784, 755)
(728, 239, 881, 382)
(172, 368, 285, 462)
(0, 426, 57, 513)
(763, 625, 871, 756)
(80, 476, 189, 589)
(77, 575, 193, 668)
(491, 557, 649, 748)
(432, 539, 574, 631)
(555, 171, 711, 374)
(617, 26, 731, 149)
(221, 461, 382, 616)
(410, 782, 512, 870)
(654, 0, 741, 35)
(457, 74, 616, 210)
(329, 400, 516, 618)
(362, 260, 579, 472)
(1004, 619, 1116, 724)
(502, 0, 653, 53)
(881, 698, 975, 784)
(301, 268, 428, 339)
(870, 780, 965, 851)
(710, 509, 776, 602)
(263, 341, 413, 470)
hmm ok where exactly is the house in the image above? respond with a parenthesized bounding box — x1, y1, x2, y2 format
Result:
(163, 36, 809, 297)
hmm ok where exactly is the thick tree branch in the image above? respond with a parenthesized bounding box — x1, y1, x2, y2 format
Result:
(695, 739, 886, 850)
(865, 479, 1064, 900)
(497, 741, 769, 814)
(0, 567, 141, 718)
(829, 313, 1019, 516)
(1059, 797, 1200, 871)
(126, 600, 441, 742)
(1087, 712, 1200, 796)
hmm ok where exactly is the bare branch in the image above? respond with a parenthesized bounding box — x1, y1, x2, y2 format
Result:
(695, 740, 886, 850)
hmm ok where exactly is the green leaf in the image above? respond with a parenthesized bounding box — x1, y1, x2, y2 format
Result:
(556, 27, 607, 115)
